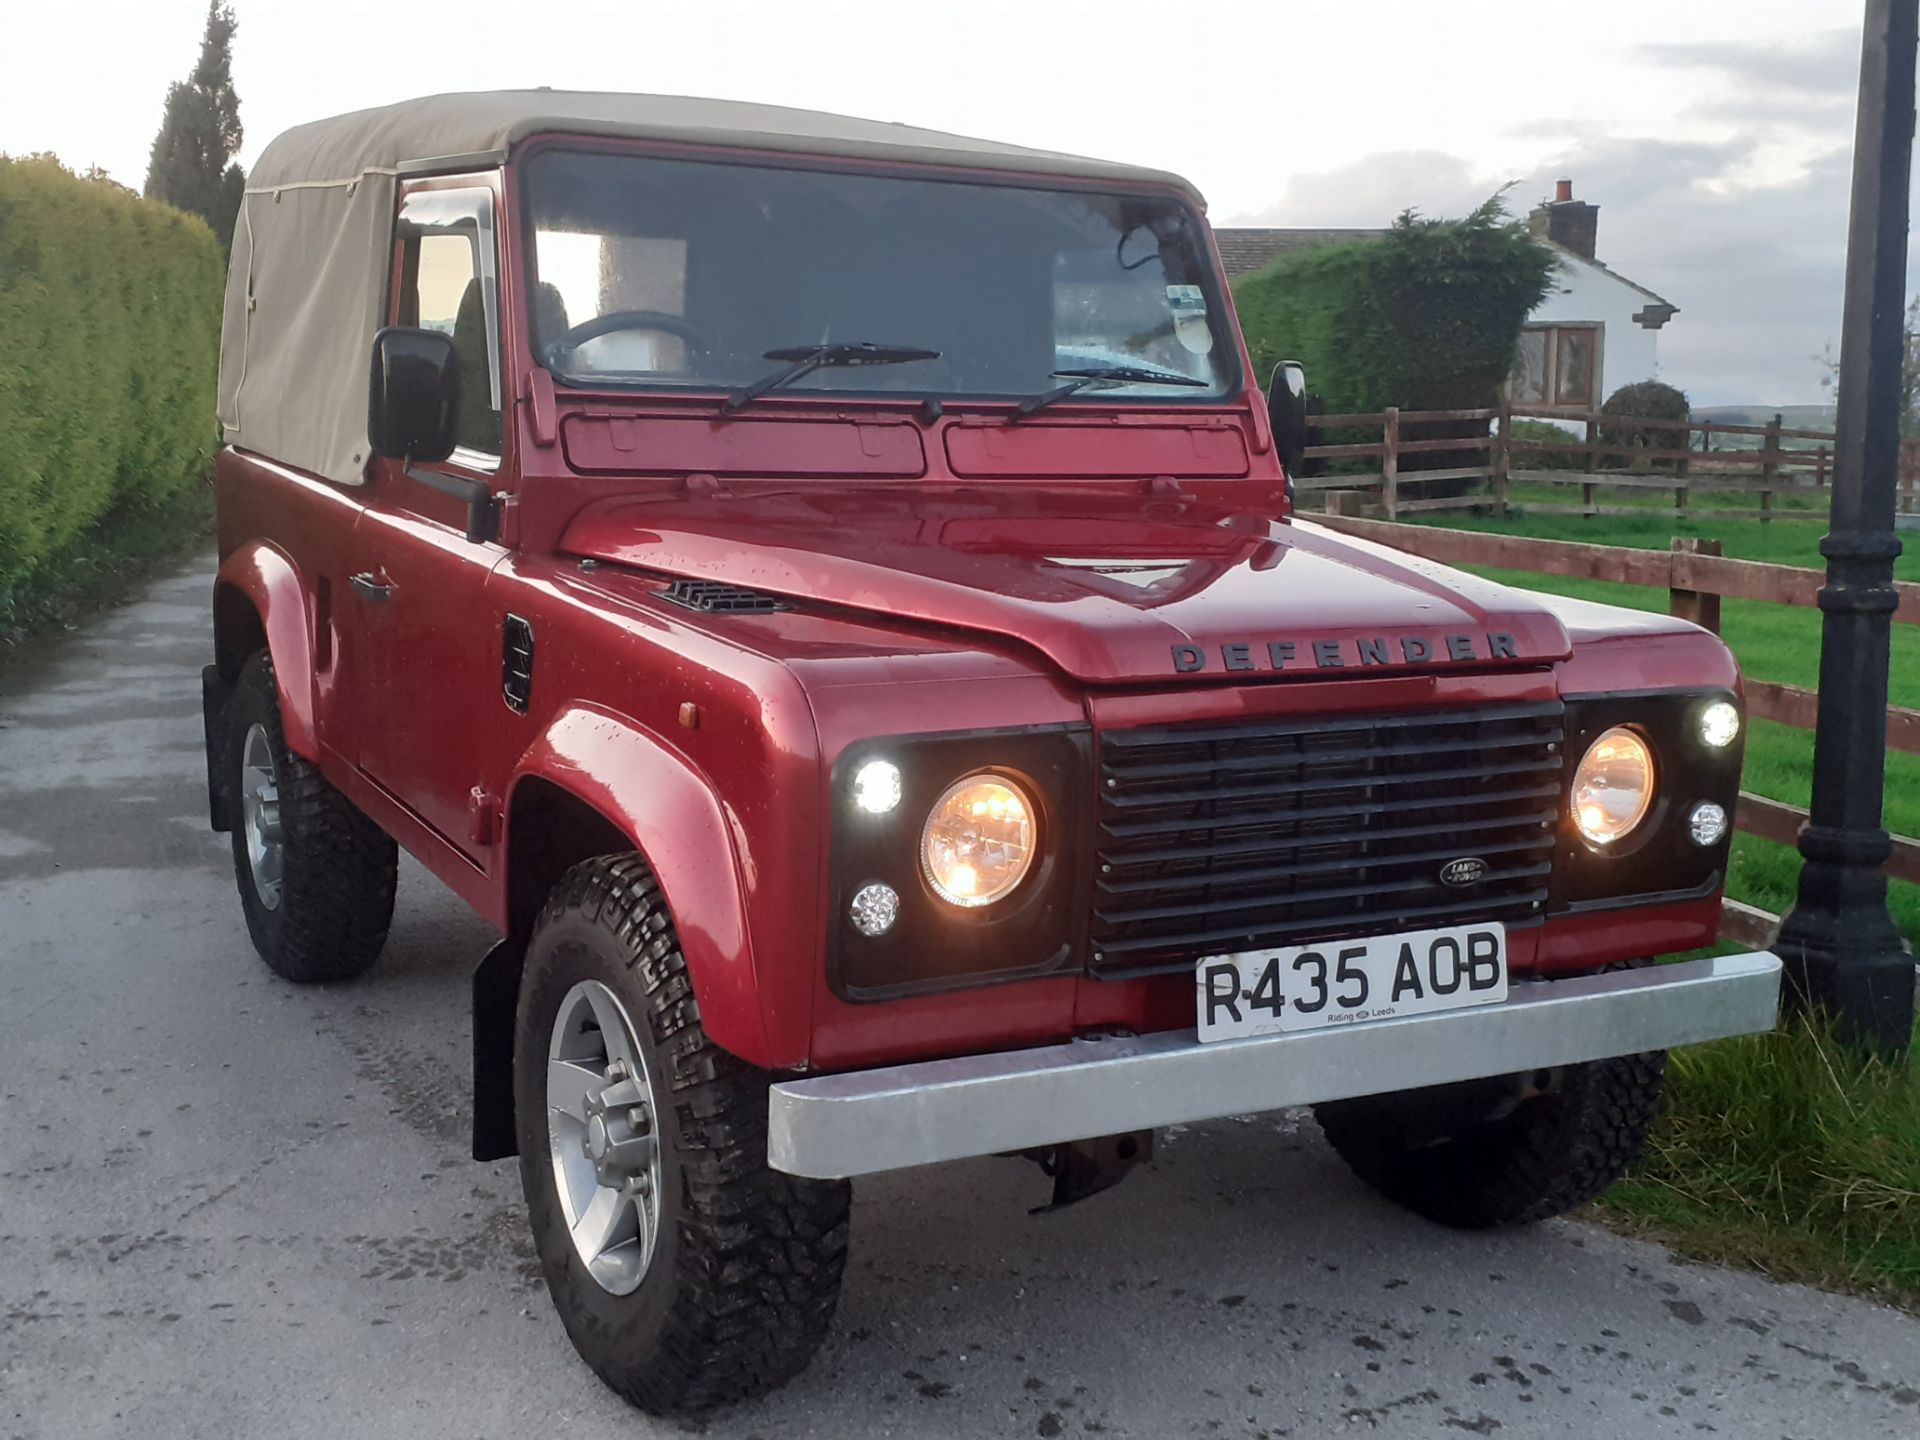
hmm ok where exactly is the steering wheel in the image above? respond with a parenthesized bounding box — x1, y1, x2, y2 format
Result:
(547, 310, 722, 369)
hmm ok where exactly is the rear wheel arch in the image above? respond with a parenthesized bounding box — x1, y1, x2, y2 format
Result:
(212, 581, 268, 681)
(212, 544, 319, 759)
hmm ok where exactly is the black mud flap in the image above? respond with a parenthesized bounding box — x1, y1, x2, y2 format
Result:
(1028, 1130, 1155, 1214)
(202, 664, 235, 832)
(472, 935, 527, 1162)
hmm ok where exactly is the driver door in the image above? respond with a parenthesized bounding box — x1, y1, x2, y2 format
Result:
(350, 177, 509, 864)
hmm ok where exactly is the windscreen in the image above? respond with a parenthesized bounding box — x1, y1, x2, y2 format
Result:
(523, 149, 1235, 402)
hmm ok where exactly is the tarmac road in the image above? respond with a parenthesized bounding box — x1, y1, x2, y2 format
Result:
(2, 552, 1917, 1440)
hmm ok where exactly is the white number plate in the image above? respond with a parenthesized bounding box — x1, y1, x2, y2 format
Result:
(1195, 923, 1507, 1043)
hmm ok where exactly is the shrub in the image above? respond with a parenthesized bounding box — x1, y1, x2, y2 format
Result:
(1599, 379, 1690, 472)
(1231, 192, 1558, 415)
(0, 154, 223, 605)
(1504, 417, 1587, 470)
(1232, 193, 1558, 496)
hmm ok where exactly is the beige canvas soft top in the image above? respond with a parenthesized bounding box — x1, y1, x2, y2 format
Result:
(218, 90, 1204, 486)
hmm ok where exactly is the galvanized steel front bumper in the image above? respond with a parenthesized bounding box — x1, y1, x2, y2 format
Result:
(767, 952, 1782, 1179)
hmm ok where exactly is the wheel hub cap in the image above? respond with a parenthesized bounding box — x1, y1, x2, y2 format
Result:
(547, 981, 663, 1295)
(240, 723, 285, 910)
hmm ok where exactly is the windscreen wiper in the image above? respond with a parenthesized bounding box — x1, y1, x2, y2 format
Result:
(720, 342, 942, 416)
(1013, 364, 1209, 419)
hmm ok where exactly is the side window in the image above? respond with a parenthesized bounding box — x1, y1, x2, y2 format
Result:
(396, 185, 501, 461)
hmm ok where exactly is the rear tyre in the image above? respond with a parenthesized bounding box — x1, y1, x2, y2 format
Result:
(514, 854, 850, 1415)
(1313, 1050, 1667, 1229)
(226, 650, 397, 983)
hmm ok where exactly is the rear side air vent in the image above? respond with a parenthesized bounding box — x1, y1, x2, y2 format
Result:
(501, 614, 535, 714)
(661, 579, 791, 614)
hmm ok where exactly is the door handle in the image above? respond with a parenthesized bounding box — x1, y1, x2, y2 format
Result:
(350, 572, 394, 602)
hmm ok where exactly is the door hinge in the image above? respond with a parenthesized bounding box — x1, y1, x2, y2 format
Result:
(467, 786, 498, 845)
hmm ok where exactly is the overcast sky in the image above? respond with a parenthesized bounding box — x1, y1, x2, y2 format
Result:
(0, 0, 1902, 406)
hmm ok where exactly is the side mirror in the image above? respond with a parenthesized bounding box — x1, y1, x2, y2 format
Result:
(369, 327, 459, 463)
(1268, 360, 1309, 479)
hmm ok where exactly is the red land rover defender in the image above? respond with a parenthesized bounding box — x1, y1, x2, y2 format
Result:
(203, 91, 1782, 1414)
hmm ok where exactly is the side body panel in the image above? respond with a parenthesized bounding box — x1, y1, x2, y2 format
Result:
(212, 450, 368, 762)
(482, 558, 830, 1069)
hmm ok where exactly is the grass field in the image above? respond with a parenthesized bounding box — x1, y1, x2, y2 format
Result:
(1408, 502, 1920, 1309)
(1430, 506, 1920, 951)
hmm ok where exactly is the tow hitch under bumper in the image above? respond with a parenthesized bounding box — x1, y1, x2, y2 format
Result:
(767, 952, 1782, 1179)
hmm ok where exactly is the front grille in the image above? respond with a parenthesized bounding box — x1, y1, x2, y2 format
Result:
(1090, 700, 1564, 975)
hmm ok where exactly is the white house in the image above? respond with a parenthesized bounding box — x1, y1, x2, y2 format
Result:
(1215, 179, 1677, 412)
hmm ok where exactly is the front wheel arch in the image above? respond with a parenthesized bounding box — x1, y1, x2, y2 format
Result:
(474, 777, 639, 1162)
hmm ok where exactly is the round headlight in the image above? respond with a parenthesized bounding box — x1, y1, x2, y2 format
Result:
(1571, 727, 1656, 848)
(920, 774, 1037, 908)
(1699, 700, 1741, 749)
(851, 759, 903, 814)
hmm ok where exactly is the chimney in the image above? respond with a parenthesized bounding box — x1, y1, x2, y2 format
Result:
(1529, 177, 1599, 260)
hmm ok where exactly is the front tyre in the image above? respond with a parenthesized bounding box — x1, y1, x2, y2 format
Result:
(514, 854, 850, 1415)
(226, 651, 397, 983)
(1313, 1050, 1667, 1229)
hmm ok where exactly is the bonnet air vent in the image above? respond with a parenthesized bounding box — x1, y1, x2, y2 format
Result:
(661, 579, 791, 614)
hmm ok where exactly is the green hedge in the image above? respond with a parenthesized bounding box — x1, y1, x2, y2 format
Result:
(0, 155, 223, 604)
(1230, 195, 1556, 414)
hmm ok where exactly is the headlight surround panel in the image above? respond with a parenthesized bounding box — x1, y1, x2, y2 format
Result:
(827, 724, 1092, 1001)
(1554, 688, 1745, 910)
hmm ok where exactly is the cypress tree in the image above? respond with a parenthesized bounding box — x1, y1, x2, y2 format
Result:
(143, 3, 245, 250)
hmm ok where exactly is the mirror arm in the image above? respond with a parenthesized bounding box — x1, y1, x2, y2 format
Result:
(404, 464, 499, 544)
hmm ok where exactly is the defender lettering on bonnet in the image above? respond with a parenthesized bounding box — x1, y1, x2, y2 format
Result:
(1170, 632, 1519, 674)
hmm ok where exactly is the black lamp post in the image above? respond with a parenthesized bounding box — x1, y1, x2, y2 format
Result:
(1773, 0, 1918, 1057)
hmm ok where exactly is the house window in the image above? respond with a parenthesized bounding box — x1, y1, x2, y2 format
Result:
(1510, 324, 1601, 409)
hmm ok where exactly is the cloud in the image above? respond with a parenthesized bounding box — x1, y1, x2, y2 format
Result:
(1514, 134, 1859, 404)
(1633, 28, 1860, 97)
(1638, 30, 1859, 129)
(1221, 150, 1508, 229)
(1218, 23, 1898, 407)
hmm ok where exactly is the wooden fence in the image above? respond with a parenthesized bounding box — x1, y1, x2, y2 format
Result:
(1309, 510, 1920, 950)
(1303, 401, 1920, 522)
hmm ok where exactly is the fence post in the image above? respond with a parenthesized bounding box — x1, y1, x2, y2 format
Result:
(1582, 414, 1599, 518)
(1760, 413, 1783, 524)
(1322, 489, 1365, 517)
(1381, 407, 1400, 521)
(1817, 443, 1831, 488)
(1669, 536, 1723, 634)
(1493, 393, 1511, 517)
